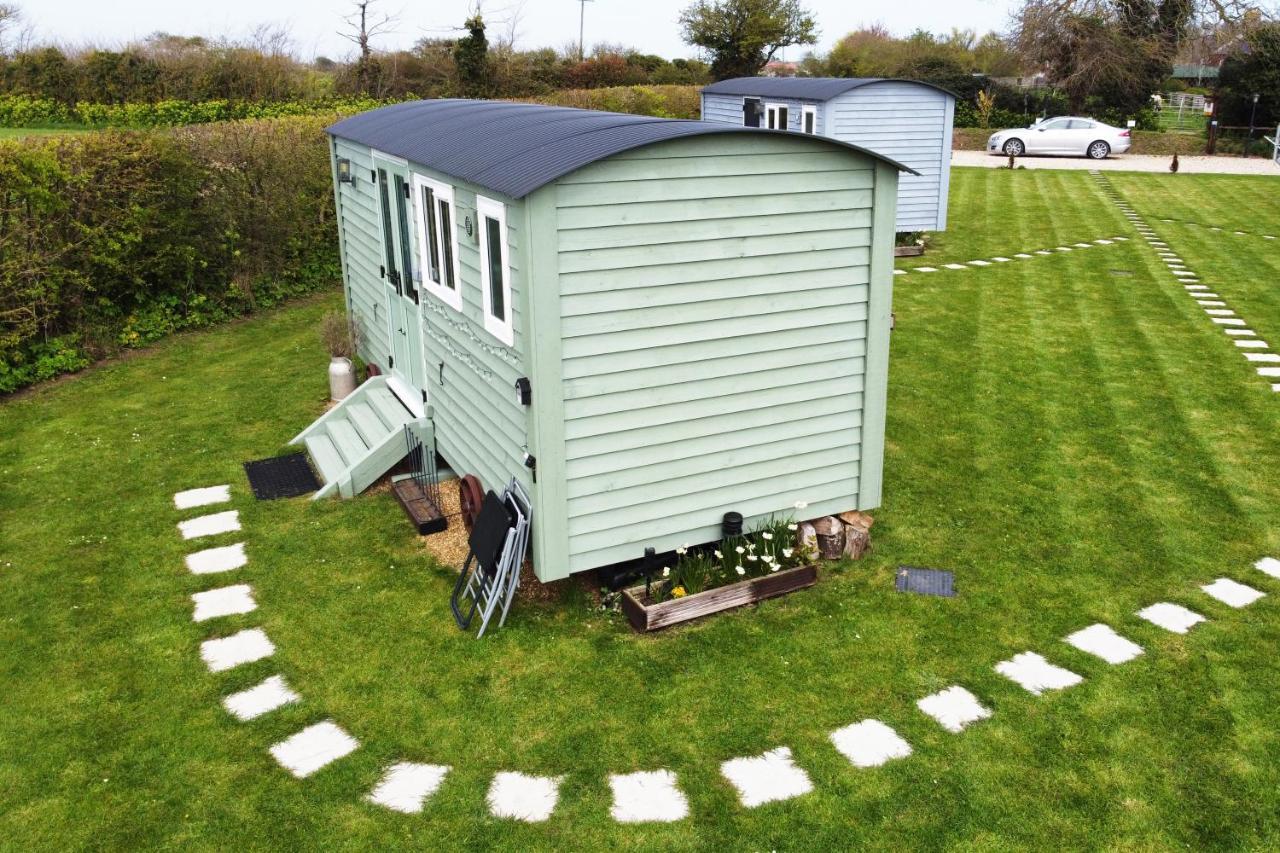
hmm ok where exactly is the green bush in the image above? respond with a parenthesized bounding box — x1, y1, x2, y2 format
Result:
(0, 115, 341, 393)
(0, 93, 388, 129)
(526, 85, 701, 118)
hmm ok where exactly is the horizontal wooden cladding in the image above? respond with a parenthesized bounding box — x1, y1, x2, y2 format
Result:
(566, 352, 865, 420)
(563, 298, 868, 360)
(556, 168, 874, 209)
(558, 149, 866, 185)
(568, 399, 860, 479)
(565, 374, 865, 442)
(563, 278, 868, 339)
(568, 472, 861, 563)
(568, 438, 862, 524)
(559, 207, 872, 253)
(562, 266, 868, 318)
(557, 187, 874, 231)
(560, 244, 869, 298)
(564, 334, 865, 399)
(564, 318, 865, 381)
(559, 224, 870, 276)
(568, 415, 862, 496)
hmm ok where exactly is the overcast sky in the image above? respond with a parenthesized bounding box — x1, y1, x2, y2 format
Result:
(28, 0, 1019, 60)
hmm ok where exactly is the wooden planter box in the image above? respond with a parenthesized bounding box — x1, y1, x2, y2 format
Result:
(893, 244, 925, 257)
(621, 564, 818, 632)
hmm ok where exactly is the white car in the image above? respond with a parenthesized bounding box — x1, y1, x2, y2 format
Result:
(987, 117, 1132, 160)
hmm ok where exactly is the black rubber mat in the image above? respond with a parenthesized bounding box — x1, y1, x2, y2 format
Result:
(243, 453, 321, 500)
(895, 566, 956, 597)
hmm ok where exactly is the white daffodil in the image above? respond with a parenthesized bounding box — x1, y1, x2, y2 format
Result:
(714, 550, 723, 559)
(662, 566, 670, 578)
(762, 531, 773, 541)
(783, 548, 793, 558)
(787, 523, 798, 532)
(675, 545, 687, 556)
(735, 545, 745, 555)
(747, 554, 758, 562)
(794, 500, 808, 510)
(735, 566, 746, 576)
(770, 564, 780, 573)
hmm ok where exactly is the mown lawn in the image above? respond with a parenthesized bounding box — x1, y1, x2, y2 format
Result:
(3, 169, 1280, 850)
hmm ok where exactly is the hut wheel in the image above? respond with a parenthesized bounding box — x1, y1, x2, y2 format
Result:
(458, 475, 484, 531)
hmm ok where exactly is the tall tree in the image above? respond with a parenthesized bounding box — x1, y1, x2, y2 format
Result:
(678, 0, 817, 80)
(454, 14, 490, 96)
(340, 0, 397, 94)
(1217, 21, 1280, 126)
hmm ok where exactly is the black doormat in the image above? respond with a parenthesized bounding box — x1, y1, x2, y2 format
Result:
(895, 566, 956, 597)
(243, 453, 321, 500)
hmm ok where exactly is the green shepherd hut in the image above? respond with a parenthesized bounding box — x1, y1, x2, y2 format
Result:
(297, 99, 910, 582)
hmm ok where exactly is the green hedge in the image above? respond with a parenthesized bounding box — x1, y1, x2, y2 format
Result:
(0, 94, 388, 129)
(0, 116, 342, 393)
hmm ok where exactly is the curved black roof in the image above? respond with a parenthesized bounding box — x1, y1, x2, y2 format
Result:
(326, 99, 914, 199)
(702, 77, 958, 101)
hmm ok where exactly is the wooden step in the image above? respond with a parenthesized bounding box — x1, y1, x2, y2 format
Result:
(347, 401, 388, 447)
(367, 385, 414, 431)
(304, 434, 345, 484)
(327, 419, 369, 467)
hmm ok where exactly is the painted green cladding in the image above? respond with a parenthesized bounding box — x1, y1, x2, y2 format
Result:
(542, 134, 888, 574)
(327, 102, 898, 583)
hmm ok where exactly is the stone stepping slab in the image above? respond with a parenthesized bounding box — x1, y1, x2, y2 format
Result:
(1244, 353, 1280, 363)
(1236, 340, 1269, 348)
(1201, 578, 1265, 608)
(192, 584, 257, 622)
(174, 485, 230, 510)
(1225, 328, 1257, 336)
(270, 720, 359, 778)
(994, 651, 1084, 695)
(1064, 623, 1144, 664)
(917, 685, 992, 733)
(1213, 318, 1247, 326)
(368, 762, 450, 813)
(487, 771, 562, 822)
(185, 542, 247, 575)
(1258, 367, 1280, 378)
(1256, 557, 1280, 578)
(224, 674, 300, 721)
(201, 628, 274, 672)
(609, 770, 689, 823)
(830, 719, 912, 768)
(720, 746, 814, 808)
(179, 510, 241, 540)
(1137, 602, 1206, 634)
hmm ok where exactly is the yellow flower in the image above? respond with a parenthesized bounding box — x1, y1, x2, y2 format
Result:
(672, 586, 687, 598)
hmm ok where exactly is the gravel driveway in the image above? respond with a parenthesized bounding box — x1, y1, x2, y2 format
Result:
(953, 149, 1280, 176)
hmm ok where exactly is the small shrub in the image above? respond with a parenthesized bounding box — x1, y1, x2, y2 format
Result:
(319, 311, 358, 359)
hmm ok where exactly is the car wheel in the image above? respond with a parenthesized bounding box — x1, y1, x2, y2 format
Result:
(1003, 138, 1025, 157)
(1087, 140, 1111, 160)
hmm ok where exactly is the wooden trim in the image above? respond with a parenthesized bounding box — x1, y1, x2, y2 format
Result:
(410, 174, 463, 312)
(857, 160, 898, 510)
(477, 194, 515, 348)
(621, 564, 818, 632)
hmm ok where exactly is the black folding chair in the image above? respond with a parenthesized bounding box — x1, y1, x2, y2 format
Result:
(450, 491, 514, 632)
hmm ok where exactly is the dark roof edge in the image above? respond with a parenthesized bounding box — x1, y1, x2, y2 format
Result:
(702, 76, 959, 100)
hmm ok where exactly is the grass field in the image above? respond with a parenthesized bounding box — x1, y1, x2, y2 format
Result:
(3, 168, 1280, 850)
(0, 126, 92, 139)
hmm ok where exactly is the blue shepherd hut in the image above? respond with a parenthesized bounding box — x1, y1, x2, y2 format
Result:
(700, 77, 956, 233)
(301, 99, 910, 581)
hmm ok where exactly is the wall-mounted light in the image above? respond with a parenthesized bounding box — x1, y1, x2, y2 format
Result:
(337, 158, 354, 184)
(515, 377, 532, 406)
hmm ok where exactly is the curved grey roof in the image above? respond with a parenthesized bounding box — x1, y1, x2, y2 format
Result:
(326, 99, 914, 199)
(701, 76, 958, 101)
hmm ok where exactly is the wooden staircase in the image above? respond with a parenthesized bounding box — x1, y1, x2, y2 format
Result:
(290, 376, 420, 500)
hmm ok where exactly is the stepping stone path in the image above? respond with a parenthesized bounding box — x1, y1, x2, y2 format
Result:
(1256, 556, 1280, 578)
(174, 484, 230, 510)
(192, 584, 257, 622)
(1137, 602, 1206, 634)
(917, 685, 992, 733)
(186, 542, 247, 575)
(830, 719, 912, 768)
(179, 510, 240, 540)
(1064, 624, 1144, 664)
(270, 721, 359, 778)
(609, 770, 689, 822)
(201, 627, 275, 672)
(995, 651, 1084, 695)
(1201, 578, 1265, 608)
(487, 771, 562, 822)
(892, 236, 1126, 278)
(368, 762, 450, 813)
(721, 747, 814, 807)
(224, 674, 300, 721)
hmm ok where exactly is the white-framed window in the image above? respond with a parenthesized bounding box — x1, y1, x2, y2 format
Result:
(801, 105, 817, 134)
(477, 195, 514, 347)
(411, 174, 462, 311)
(766, 103, 789, 130)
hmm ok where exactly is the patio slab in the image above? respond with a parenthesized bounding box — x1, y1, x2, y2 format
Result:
(830, 719, 913, 768)
(368, 762, 450, 813)
(721, 746, 814, 808)
(270, 720, 359, 778)
(917, 685, 992, 733)
(1064, 624, 1144, 664)
(609, 770, 688, 823)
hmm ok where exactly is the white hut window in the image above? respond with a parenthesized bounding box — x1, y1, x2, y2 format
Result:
(477, 195, 514, 347)
(801, 105, 816, 134)
(766, 103, 789, 130)
(411, 174, 461, 311)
